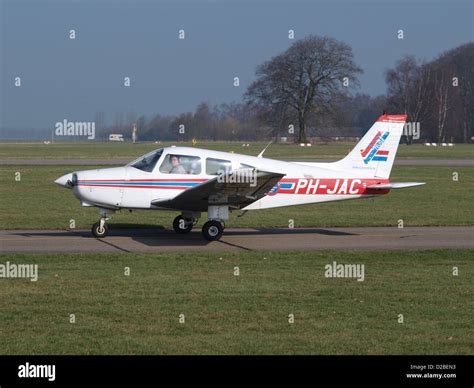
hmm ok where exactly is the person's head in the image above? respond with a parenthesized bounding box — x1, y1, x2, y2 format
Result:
(170, 155, 180, 167)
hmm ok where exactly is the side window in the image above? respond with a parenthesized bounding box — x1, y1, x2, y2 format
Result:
(206, 158, 232, 175)
(159, 154, 201, 175)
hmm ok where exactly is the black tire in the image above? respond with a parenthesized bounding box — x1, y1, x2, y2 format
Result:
(173, 215, 193, 234)
(92, 221, 108, 238)
(202, 220, 224, 241)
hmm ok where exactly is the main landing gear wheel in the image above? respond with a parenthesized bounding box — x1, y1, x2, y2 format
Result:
(92, 221, 108, 238)
(173, 215, 193, 234)
(202, 220, 224, 241)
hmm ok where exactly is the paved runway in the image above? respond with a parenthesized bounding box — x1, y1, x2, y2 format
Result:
(0, 159, 473, 166)
(1, 226, 472, 253)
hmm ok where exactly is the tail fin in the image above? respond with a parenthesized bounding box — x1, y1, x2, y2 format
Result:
(332, 114, 407, 179)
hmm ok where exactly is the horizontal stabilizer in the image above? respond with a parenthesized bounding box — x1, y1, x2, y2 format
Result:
(366, 182, 425, 190)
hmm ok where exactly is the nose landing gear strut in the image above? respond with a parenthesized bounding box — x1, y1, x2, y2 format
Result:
(91, 208, 115, 238)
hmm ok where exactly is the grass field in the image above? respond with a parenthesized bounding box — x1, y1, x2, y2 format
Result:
(1, 141, 473, 160)
(0, 165, 472, 229)
(0, 249, 471, 355)
(1, 143, 472, 356)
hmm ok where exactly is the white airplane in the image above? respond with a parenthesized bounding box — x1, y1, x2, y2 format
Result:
(55, 114, 424, 240)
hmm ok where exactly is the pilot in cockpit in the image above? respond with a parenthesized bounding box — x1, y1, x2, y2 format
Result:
(169, 155, 187, 174)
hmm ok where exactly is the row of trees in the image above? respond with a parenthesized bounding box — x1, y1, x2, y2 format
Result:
(95, 102, 262, 142)
(97, 37, 473, 143)
(384, 43, 473, 143)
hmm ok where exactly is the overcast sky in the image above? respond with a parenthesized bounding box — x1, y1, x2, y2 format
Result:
(1, 0, 472, 132)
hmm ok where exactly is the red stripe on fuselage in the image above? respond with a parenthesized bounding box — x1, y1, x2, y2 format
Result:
(76, 178, 391, 195)
(76, 179, 208, 182)
(75, 184, 188, 189)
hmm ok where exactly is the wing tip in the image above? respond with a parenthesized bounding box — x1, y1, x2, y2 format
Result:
(367, 182, 425, 189)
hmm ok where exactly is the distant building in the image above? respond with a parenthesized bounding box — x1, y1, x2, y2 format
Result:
(109, 134, 124, 141)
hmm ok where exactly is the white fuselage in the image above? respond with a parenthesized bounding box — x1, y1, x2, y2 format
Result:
(66, 146, 389, 212)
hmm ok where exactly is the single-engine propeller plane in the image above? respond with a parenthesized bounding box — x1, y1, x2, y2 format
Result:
(55, 114, 424, 240)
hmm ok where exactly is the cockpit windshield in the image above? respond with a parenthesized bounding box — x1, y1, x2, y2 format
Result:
(128, 149, 163, 172)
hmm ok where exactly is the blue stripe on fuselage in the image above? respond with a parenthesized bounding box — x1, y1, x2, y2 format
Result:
(77, 181, 200, 187)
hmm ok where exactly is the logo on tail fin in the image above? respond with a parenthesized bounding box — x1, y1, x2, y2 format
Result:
(360, 131, 390, 164)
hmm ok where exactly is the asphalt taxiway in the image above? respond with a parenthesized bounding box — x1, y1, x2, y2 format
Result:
(1, 226, 472, 253)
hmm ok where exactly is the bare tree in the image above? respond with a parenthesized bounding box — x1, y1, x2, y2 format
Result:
(385, 56, 432, 144)
(245, 35, 362, 143)
(406, 43, 474, 143)
(448, 43, 474, 143)
(432, 67, 451, 143)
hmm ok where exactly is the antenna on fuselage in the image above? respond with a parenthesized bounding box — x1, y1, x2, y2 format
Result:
(257, 140, 273, 158)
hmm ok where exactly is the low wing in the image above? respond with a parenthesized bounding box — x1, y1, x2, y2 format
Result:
(366, 182, 425, 190)
(151, 169, 284, 211)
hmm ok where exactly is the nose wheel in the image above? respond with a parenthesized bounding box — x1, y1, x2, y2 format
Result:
(91, 208, 114, 238)
(173, 215, 194, 234)
(202, 220, 224, 241)
(92, 220, 108, 238)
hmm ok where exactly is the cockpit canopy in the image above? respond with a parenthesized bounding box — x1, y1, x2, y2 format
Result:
(128, 148, 254, 175)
